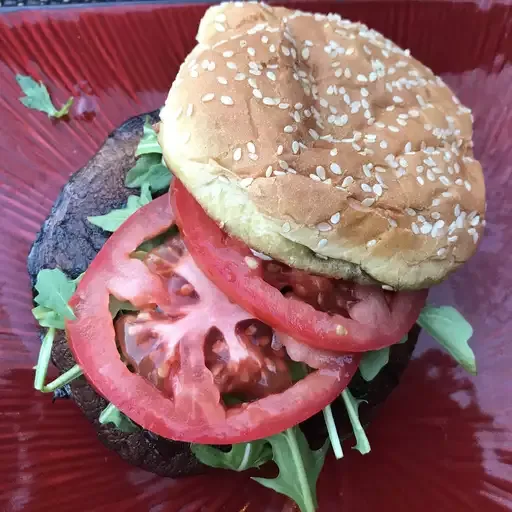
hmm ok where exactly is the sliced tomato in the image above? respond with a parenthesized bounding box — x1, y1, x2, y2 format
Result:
(172, 181, 427, 352)
(66, 195, 359, 444)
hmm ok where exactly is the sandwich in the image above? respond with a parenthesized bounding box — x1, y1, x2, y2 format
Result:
(28, 3, 485, 511)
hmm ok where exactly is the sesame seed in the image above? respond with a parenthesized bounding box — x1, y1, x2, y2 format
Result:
(389, 126, 400, 133)
(249, 154, 259, 161)
(330, 212, 341, 224)
(240, 177, 254, 188)
(471, 215, 480, 226)
(426, 169, 436, 181)
(284, 125, 294, 134)
(282, 45, 291, 56)
(292, 141, 300, 154)
(279, 103, 290, 110)
(367, 239, 377, 247)
(341, 176, 354, 188)
(317, 222, 332, 232)
(437, 248, 447, 257)
(431, 220, 445, 237)
(448, 235, 458, 243)
(318, 239, 328, 249)
(282, 222, 291, 233)
(361, 88, 369, 97)
(266, 71, 277, 81)
(316, 166, 326, 180)
(227, 62, 237, 70)
(279, 160, 289, 170)
(362, 198, 375, 207)
(269, 44, 276, 53)
(420, 222, 433, 234)
(456, 212, 467, 228)
(276, 145, 284, 156)
(357, 74, 368, 82)
(380, 141, 388, 149)
(388, 218, 398, 228)
(253, 89, 263, 99)
(361, 183, 372, 192)
(265, 166, 273, 177)
(440, 176, 451, 186)
(309, 129, 319, 139)
(330, 163, 342, 175)
(302, 47, 310, 60)
(248, 47, 256, 57)
(373, 184, 383, 196)
(233, 148, 242, 161)
(221, 95, 234, 106)
(310, 174, 321, 182)
(234, 73, 246, 81)
(464, 180, 472, 191)
(274, 170, 286, 176)
(393, 96, 404, 103)
(412, 222, 420, 234)
(247, 142, 256, 154)
(202, 93, 215, 102)
(417, 176, 425, 185)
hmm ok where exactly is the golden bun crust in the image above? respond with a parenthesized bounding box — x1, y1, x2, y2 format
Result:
(159, 1, 486, 289)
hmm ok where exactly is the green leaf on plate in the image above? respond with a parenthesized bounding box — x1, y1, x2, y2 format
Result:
(135, 118, 162, 157)
(99, 403, 139, 433)
(88, 184, 152, 232)
(341, 389, 371, 455)
(125, 154, 171, 192)
(16, 75, 73, 118)
(359, 346, 390, 382)
(253, 427, 328, 512)
(191, 441, 272, 472)
(33, 268, 77, 321)
(417, 305, 476, 375)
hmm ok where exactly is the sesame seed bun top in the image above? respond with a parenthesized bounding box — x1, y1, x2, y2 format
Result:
(159, 1, 486, 290)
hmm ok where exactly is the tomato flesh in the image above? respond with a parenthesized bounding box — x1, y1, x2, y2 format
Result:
(172, 181, 427, 352)
(66, 196, 359, 444)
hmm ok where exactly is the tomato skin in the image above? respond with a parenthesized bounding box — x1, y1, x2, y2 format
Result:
(172, 181, 427, 352)
(66, 196, 360, 444)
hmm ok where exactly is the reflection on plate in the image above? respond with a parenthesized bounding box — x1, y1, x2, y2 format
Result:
(0, 1, 511, 511)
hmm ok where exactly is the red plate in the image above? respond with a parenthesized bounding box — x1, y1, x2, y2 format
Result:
(0, 1, 511, 511)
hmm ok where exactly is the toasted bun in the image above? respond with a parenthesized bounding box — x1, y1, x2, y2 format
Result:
(159, 2, 486, 289)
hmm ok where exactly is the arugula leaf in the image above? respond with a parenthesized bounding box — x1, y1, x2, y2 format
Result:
(253, 427, 328, 512)
(322, 404, 343, 459)
(341, 389, 371, 455)
(135, 118, 162, 156)
(32, 305, 66, 330)
(359, 346, 390, 382)
(16, 75, 73, 118)
(191, 441, 272, 471)
(88, 184, 152, 232)
(34, 327, 55, 391)
(417, 305, 476, 375)
(99, 403, 139, 433)
(34, 268, 77, 321)
(125, 154, 171, 192)
(43, 364, 83, 393)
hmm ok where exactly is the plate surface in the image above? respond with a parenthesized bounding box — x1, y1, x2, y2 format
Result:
(1, 1, 511, 511)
